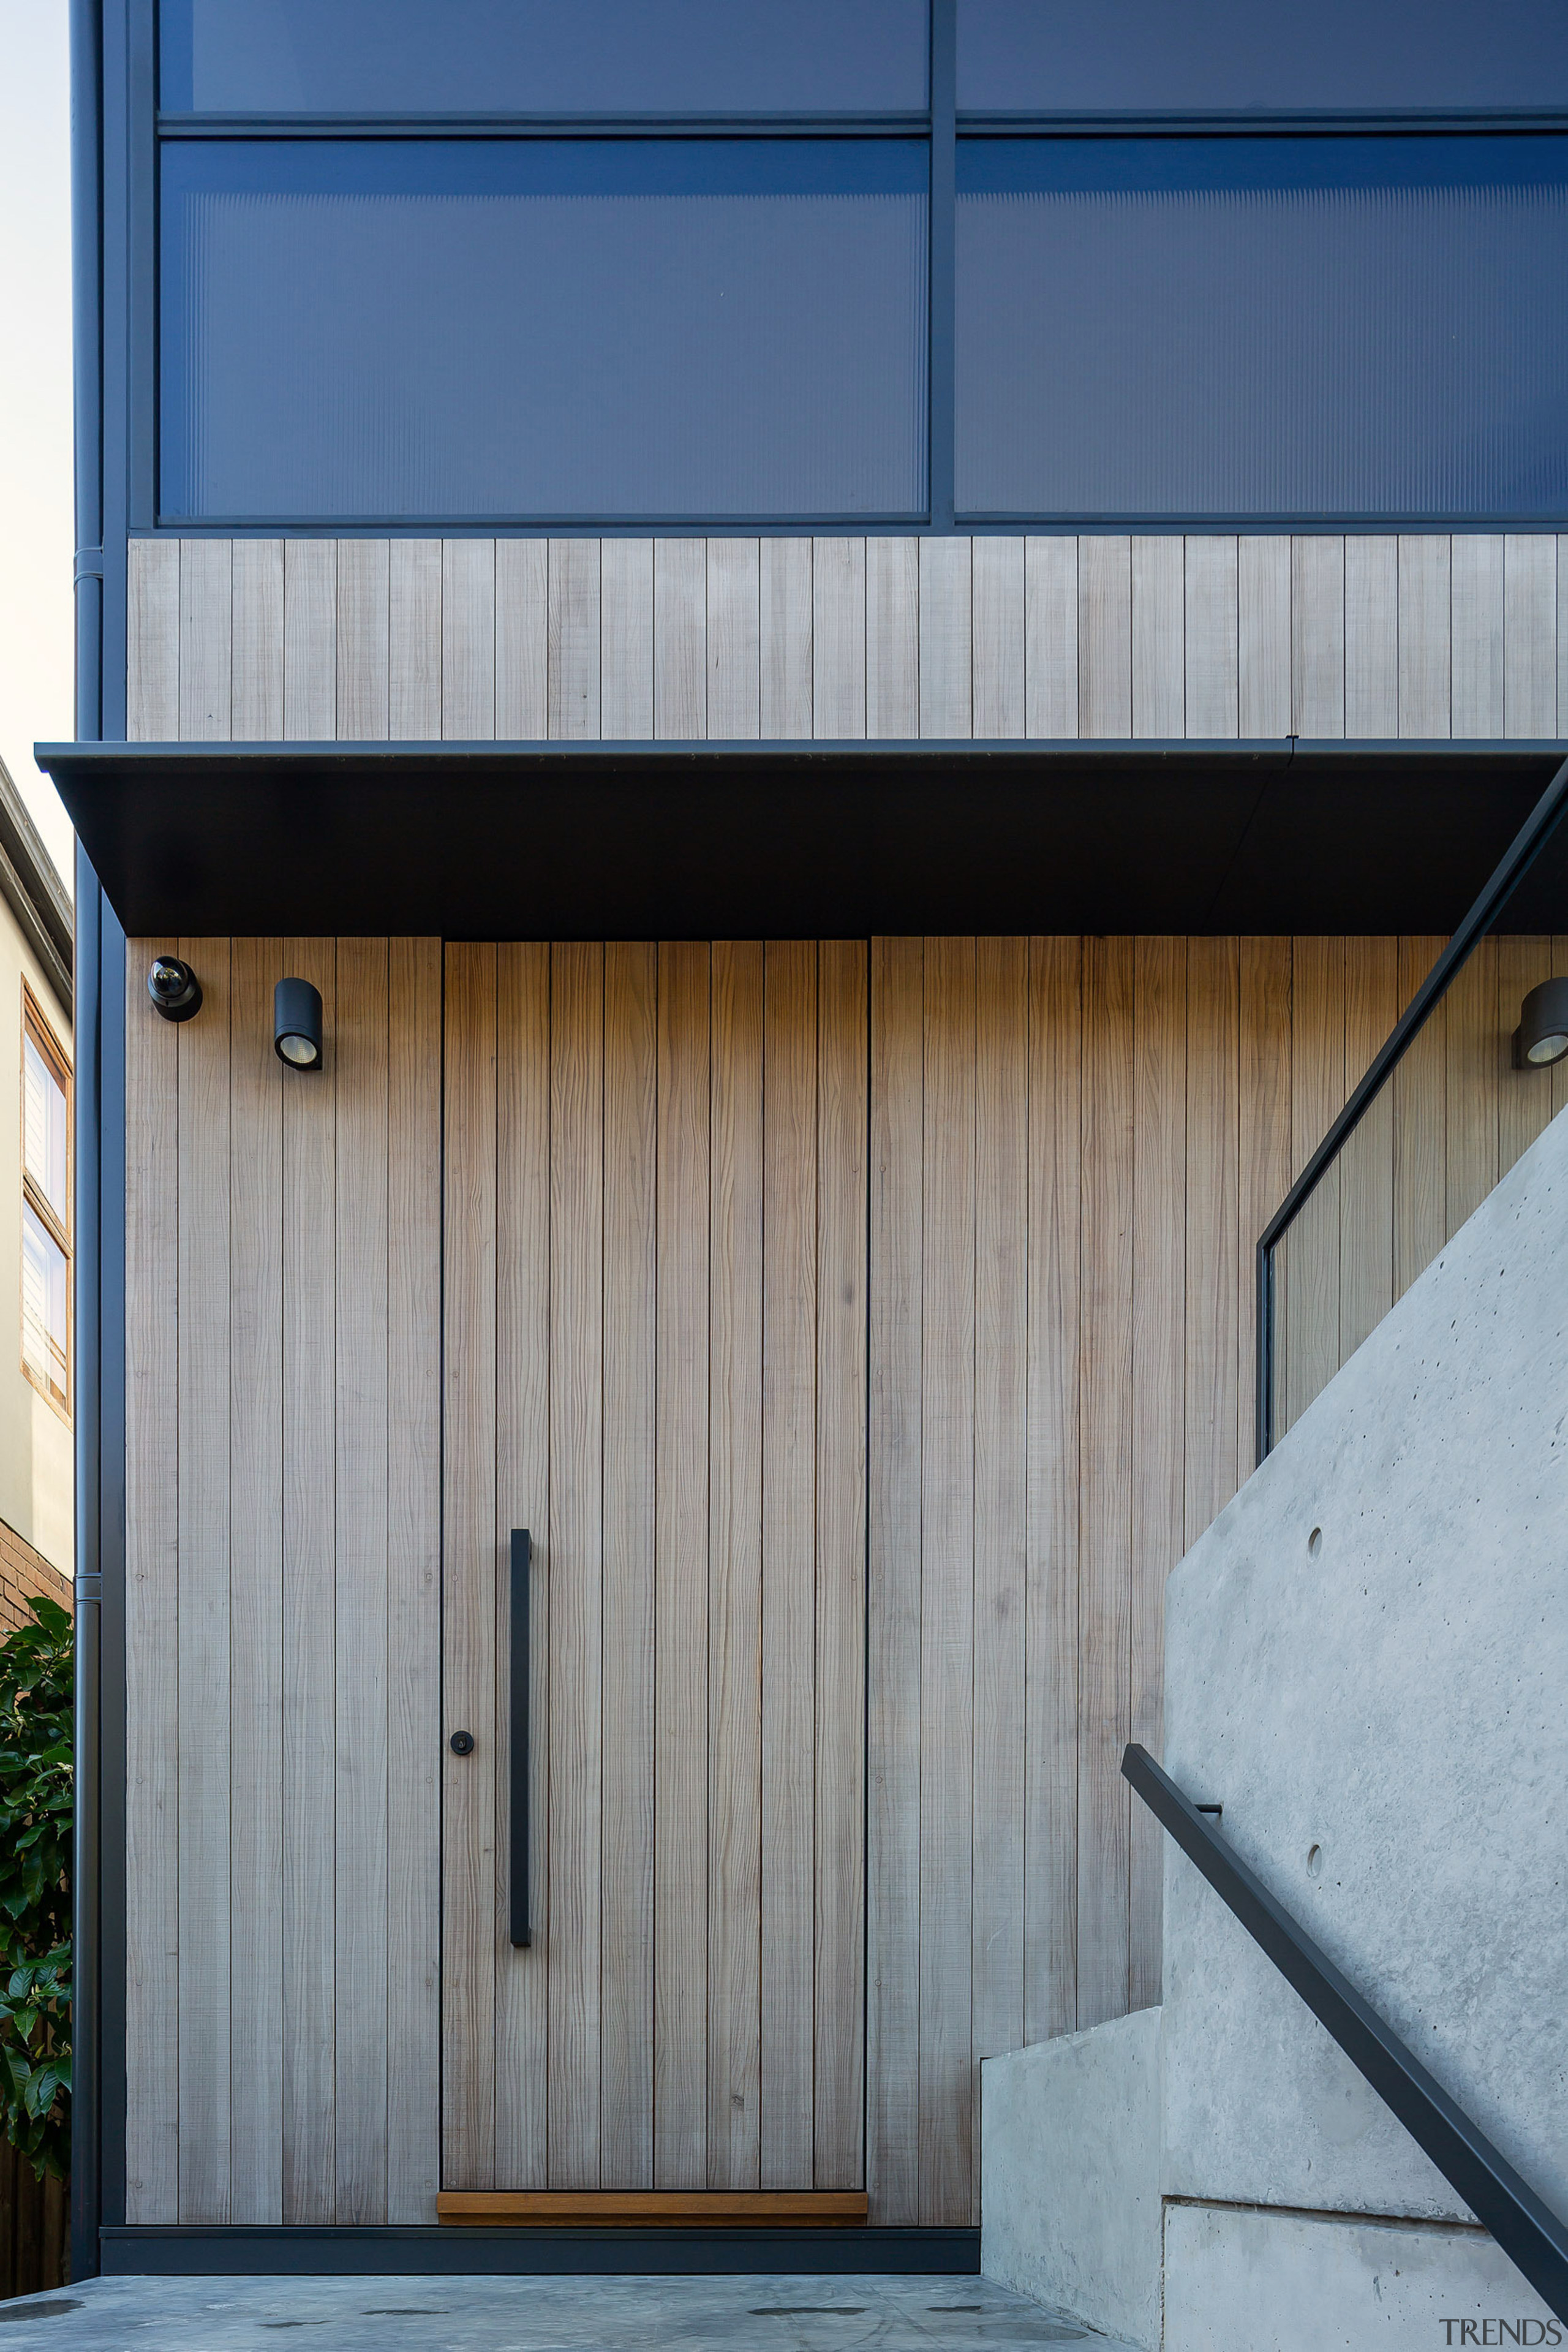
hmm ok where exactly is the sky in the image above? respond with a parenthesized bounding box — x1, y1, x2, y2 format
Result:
(0, 1, 77, 890)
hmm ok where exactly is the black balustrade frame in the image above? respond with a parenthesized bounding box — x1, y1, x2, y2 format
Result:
(1254, 750, 1568, 1462)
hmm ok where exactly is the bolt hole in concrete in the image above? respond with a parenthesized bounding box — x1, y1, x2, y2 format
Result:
(1308, 1525, 1323, 1557)
(0, 2309, 80, 2326)
(1308, 1842, 1324, 1877)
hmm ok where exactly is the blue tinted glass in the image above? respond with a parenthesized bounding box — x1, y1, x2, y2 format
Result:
(161, 0, 929, 113)
(160, 142, 929, 522)
(957, 0, 1568, 112)
(956, 137, 1568, 520)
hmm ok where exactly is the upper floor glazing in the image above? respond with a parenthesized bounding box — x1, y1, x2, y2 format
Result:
(123, 2, 1568, 527)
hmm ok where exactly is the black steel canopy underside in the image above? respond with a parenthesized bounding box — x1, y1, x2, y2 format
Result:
(36, 738, 1568, 940)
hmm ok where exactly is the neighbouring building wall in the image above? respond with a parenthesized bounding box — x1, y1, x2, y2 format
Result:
(0, 896, 72, 1613)
(126, 533, 1566, 749)
(0, 1521, 69, 1636)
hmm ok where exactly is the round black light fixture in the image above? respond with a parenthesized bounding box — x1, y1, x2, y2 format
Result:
(274, 977, 324, 1071)
(147, 956, 202, 1023)
(1513, 976, 1568, 1071)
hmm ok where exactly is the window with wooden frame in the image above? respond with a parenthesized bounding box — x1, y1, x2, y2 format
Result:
(21, 989, 70, 1417)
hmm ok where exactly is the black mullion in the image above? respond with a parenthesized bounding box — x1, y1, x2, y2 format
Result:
(127, 0, 157, 535)
(928, 0, 956, 531)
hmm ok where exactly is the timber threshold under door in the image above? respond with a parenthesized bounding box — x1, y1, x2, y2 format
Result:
(442, 941, 868, 2197)
(435, 2191, 870, 2227)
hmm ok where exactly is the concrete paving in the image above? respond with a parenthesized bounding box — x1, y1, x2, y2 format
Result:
(0, 2275, 1138, 2351)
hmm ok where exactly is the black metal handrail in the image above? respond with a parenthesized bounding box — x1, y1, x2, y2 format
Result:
(1254, 751, 1568, 1462)
(1123, 1743, 1568, 2321)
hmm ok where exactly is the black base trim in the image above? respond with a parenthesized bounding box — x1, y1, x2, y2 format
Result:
(98, 2225, 981, 2277)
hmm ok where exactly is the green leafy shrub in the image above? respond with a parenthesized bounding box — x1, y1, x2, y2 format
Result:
(0, 1595, 71, 2180)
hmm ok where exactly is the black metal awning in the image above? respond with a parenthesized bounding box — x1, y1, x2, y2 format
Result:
(34, 738, 1568, 939)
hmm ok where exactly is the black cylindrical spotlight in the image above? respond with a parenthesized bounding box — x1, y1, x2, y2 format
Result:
(147, 956, 202, 1022)
(1513, 976, 1568, 1071)
(274, 977, 324, 1071)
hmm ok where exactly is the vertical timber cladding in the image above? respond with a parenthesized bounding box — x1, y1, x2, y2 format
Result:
(440, 942, 869, 2195)
(115, 927, 1554, 2235)
(126, 532, 1565, 750)
(862, 931, 1561, 2227)
(123, 937, 443, 2225)
(865, 938, 1267, 2231)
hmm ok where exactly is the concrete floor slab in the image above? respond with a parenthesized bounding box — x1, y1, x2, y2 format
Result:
(0, 2275, 1139, 2352)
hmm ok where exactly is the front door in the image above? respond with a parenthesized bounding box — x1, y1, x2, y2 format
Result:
(441, 942, 868, 2195)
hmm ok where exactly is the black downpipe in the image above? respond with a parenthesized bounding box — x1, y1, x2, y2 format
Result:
(70, 869, 102, 2289)
(69, 0, 105, 2287)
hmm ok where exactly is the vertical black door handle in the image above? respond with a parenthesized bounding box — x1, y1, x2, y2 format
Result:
(510, 1528, 532, 1948)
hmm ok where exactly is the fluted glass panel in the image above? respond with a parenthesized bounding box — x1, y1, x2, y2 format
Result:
(160, 142, 929, 523)
(957, 137, 1568, 521)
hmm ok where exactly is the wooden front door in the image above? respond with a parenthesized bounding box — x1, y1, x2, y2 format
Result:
(441, 942, 867, 2194)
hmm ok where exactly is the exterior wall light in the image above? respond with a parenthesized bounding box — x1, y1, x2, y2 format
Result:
(274, 978, 324, 1070)
(147, 956, 202, 1022)
(1513, 976, 1568, 1070)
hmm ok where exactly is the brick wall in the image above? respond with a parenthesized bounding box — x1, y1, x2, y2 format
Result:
(0, 1519, 70, 1634)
